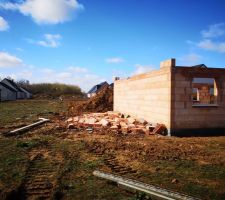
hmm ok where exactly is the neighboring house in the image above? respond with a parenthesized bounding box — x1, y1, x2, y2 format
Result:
(1, 78, 26, 99)
(109, 83, 114, 88)
(87, 81, 109, 98)
(114, 58, 225, 136)
(20, 87, 32, 99)
(0, 82, 17, 101)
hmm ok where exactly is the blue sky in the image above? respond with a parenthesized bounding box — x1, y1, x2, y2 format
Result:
(0, 0, 225, 91)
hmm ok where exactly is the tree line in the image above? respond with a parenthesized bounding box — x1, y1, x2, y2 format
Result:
(16, 79, 85, 98)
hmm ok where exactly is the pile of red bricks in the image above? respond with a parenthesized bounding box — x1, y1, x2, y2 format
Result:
(66, 111, 159, 135)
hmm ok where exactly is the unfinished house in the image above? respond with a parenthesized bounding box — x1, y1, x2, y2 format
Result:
(114, 59, 225, 136)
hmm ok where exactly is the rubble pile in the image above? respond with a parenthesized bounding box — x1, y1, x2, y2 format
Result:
(70, 85, 113, 115)
(66, 111, 167, 135)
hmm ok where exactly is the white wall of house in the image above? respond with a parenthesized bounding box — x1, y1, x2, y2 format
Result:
(17, 91, 26, 99)
(0, 86, 17, 101)
(20, 87, 32, 99)
(1, 79, 25, 99)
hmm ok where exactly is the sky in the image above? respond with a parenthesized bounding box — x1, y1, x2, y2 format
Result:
(0, 0, 225, 91)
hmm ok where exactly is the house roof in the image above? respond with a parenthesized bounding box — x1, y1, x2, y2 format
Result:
(3, 78, 23, 92)
(0, 82, 17, 92)
(192, 64, 208, 68)
(176, 64, 208, 68)
(20, 87, 32, 94)
(87, 81, 108, 94)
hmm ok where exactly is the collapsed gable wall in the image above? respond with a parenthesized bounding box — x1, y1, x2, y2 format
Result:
(114, 63, 172, 130)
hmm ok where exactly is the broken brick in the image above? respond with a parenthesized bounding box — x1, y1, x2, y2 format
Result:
(127, 117, 136, 124)
(67, 123, 76, 129)
(100, 119, 110, 126)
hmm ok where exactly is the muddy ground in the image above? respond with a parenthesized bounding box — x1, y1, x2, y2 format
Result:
(0, 100, 225, 200)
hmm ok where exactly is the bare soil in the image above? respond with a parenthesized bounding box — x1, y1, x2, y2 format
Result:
(0, 100, 225, 200)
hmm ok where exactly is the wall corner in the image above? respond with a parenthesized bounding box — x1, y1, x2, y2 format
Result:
(160, 58, 176, 69)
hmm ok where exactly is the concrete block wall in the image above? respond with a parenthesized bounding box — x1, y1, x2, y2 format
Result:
(114, 60, 173, 129)
(171, 67, 225, 131)
(114, 58, 225, 135)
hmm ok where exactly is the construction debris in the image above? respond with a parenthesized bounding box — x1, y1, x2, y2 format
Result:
(65, 111, 166, 136)
(6, 118, 50, 136)
(69, 85, 113, 116)
(93, 170, 200, 200)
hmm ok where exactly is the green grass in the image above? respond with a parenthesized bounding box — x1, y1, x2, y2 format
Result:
(0, 139, 28, 195)
(0, 100, 66, 127)
(138, 159, 225, 199)
(54, 140, 135, 200)
(0, 136, 136, 199)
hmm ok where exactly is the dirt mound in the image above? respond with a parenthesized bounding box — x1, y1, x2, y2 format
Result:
(69, 85, 113, 115)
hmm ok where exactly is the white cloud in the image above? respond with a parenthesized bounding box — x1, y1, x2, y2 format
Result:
(201, 23, 225, 38)
(0, 0, 84, 25)
(179, 53, 202, 66)
(37, 69, 106, 91)
(68, 66, 88, 73)
(15, 47, 24, 52)
(0, 16, 9, 31)
(1, 66, 106, 92)
(56, 72, 72, 79)
(10, 66, 104, 91)
(37, 34, 62, 48)
(198, 39, 225, 53)
(0, 51, 23, 68)
(41, 68, 55, 74)
(131, 64, 154, 76)
(187, 24, 225, 54)
(105, 57, 124, 64)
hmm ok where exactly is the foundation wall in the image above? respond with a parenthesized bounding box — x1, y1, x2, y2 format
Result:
(114, 66, 172, 129)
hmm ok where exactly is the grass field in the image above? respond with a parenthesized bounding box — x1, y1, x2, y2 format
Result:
(0, 100, 225, 199)
(0, 100, 67, 127)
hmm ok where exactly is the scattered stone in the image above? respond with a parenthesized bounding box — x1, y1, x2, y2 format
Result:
(93, 122, 101, 128)
(138, 118, 147, 124)
(86, 127, 93, 133)
(73, 116, 79, 122)
(67, 123, 76, 129)
(171, 178, 178, 184)
(152, 124, 167, 135)
(127, 117, 136, 124)
(100, 119, 109, 126)
(114, 117, 120, 123)
(128, 124, 135, 128)
(120, 121, 127, 127)
(65, 112, 165, 136)
(121, 126, 129, 133)
(85, 117, 97, 125)
(66, 118, 73, 123)
(78, 118, 85, 124)
(107, 111, 120, 116)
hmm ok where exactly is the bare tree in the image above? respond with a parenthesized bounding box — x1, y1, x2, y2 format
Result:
(17, 79, 30, 89)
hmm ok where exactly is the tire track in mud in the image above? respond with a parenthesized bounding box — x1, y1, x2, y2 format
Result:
(90, 148, 140, 177)
(18, 149, 63, 200)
